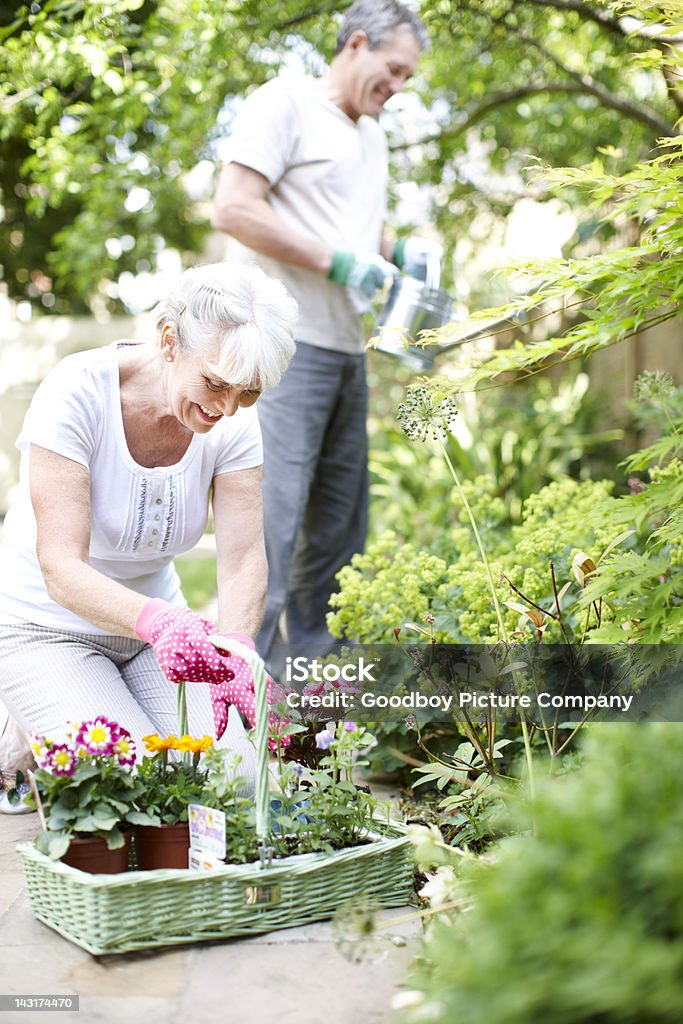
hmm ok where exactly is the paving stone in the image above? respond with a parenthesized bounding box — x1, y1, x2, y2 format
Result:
(0, 776, 417, 1024)
(176, 939, 414, 1024)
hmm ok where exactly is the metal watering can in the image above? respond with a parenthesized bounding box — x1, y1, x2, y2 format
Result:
(372, 253, 517, 372)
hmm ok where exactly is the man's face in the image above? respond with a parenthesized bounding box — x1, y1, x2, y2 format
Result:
(343, 26, 421, 120)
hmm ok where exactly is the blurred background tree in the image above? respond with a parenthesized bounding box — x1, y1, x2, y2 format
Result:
(2, 0, 680, 314)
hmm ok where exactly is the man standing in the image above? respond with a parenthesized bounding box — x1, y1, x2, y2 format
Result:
(212, 0, 433, 666)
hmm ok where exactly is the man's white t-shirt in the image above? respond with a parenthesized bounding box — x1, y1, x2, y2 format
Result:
(223, 75, 388, 354)
(0, 342, 263, 634)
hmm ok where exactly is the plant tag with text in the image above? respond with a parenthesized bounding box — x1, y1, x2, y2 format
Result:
(188, 803, 226, 859)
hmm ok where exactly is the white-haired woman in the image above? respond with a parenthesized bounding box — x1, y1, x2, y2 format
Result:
(0, 262, 297, 787)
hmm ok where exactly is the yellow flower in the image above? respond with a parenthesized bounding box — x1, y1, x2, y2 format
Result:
(167, 733, 214, 754)
(142, 733, 163, 753)
(65, 721, 82, 743)
(30, 737, 48, 758)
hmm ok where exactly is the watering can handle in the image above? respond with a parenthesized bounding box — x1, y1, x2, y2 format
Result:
(207, 635, 271, 845)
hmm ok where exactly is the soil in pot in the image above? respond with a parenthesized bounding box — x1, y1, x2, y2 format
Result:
(134, 822, 191, 870)
(60, 832, 132, 874)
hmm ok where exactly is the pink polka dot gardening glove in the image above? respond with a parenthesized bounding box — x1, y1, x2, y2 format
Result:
(208, 635, 290, 749)
(135, 600, 228, 684)
(135, 600, 288, 746)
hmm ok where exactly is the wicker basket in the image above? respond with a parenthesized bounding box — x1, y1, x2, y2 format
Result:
(18, 639, 414, 955)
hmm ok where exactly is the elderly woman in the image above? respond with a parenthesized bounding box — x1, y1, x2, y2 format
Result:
(0, 262, 297, 788)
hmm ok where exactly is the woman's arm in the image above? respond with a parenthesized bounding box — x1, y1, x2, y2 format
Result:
(212, 467, 267, 637)
(30, 445, 149, 636)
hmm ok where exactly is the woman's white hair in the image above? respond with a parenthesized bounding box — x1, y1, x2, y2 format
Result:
(155, 262, 298, 390)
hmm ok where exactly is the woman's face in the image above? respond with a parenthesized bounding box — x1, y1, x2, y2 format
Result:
(162, 330, 261, 432)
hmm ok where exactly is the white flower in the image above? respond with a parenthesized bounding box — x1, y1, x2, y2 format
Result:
(391, 990, 425, 1010)
(407, 823, 449, 869)
(419, 866, 458, 910)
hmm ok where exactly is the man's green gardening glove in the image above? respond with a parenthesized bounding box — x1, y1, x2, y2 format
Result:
(327, 251, 398, 299)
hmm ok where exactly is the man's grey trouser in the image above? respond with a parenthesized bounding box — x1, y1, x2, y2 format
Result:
(256, 341, 368, 670)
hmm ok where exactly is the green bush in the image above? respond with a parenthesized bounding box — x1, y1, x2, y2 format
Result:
(367, 368, 624, 548)
(329, 475, 619, 644)
(400, 723, 683, 1024)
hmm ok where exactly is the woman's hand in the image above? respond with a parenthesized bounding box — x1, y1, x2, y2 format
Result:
(208, 634, 289, 748)
(135, 600, 231, 683)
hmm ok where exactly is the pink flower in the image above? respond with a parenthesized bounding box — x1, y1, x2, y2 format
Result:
(303, 681, 326, 697)
(77, 718, 115, 756)
(112, 728, 137, 766)
(47, 743, 76, 777)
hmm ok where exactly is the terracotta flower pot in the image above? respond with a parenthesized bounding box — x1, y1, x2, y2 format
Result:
(61, 832, 132, 874)
(134, 822, 191, 870)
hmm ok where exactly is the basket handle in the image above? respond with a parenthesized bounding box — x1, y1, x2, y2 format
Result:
(204, 635, 271, 846)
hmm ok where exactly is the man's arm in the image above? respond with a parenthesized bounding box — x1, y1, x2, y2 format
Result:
(211, 163, 334, 276)
(380, 229, 395, 263)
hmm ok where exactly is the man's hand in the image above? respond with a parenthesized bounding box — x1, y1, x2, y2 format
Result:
(328, 251, 398, 298)
(393, 237, 444, 283)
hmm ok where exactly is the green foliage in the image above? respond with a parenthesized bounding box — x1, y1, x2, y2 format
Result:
(407, 11, 683, 648)
(428, 135, 683, 392)
(399, 723, 683, 1024)
(1, 0, 304, 311)
(270, 722, 382, 855)
(33, 757, 157, 859)
(329, 475, 619, 645)
(135, 723, 387, 862)
(3, 0, 681, 311)
(135, 756, 212, 826)
(581, 432, 683, 644)
(400, 773, 507, 854)
(368, 367, 624, 546)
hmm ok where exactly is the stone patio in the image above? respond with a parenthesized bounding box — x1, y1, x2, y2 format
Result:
(0, 802, 420, 1024)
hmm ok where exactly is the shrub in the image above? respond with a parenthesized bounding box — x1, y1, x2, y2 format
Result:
(399, 723, 683, 1024)
(328, 475, 619, 644)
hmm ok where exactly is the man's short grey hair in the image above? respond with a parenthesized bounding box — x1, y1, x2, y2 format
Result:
(336, 0, 429, 54)
(156, 262, 297, 391)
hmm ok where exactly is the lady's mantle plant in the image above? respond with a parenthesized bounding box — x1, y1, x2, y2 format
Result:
(29, 717, 158, 859)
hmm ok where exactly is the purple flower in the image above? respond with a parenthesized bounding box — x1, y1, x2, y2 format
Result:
(315, 729, 335, 750)
(342, 721, 358, 732)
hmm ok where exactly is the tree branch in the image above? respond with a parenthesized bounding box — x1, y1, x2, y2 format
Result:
(270, 2, 347, 32)
(661, 62, 683, 117)
(390, 82, 583, 152)
(388, 81, 666, 153)
(520, 0, 683, 45)
(506, 21, 675, 138)
(519, 0, 632, 39)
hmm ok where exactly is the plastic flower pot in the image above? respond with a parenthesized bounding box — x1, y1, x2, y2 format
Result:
(134, 823, 191, 871)
(60, 832, 132, 875)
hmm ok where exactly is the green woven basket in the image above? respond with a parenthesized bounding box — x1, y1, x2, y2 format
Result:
(18, 638, 413, 955)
